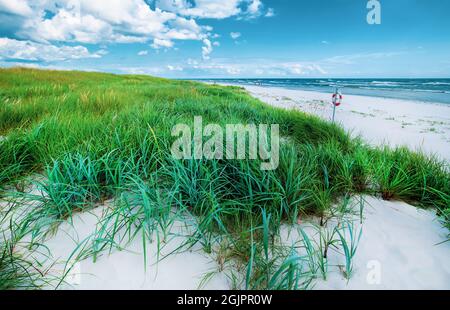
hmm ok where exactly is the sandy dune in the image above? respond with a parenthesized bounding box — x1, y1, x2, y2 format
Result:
(37, 87, 450, 290)
(2, 85, 449, 290)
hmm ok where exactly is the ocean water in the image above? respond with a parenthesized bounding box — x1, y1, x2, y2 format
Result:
(199, 78, 450, 105)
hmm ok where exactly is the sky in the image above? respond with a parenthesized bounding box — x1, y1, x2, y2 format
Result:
(0, 0, 449, 78)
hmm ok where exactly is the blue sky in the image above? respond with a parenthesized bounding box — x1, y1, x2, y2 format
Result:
(0, 0, 449, 78)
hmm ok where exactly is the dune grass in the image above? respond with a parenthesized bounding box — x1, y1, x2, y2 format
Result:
(0, 201, 54, 289)
(0, 67, 449, 289)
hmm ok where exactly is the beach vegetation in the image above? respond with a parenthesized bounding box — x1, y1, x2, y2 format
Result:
(0, 68, 448, 289)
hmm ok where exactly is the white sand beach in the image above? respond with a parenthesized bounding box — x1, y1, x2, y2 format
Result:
(234, 84, 450, 162)
(38, 194, 449, 290)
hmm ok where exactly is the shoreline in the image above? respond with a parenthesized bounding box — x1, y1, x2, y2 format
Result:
(241, 84, 450, 107)
(216, 81, 450, 109)
(198, 79, 450, 106)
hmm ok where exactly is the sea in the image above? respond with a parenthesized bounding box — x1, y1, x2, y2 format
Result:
(197, 78, 450, 105)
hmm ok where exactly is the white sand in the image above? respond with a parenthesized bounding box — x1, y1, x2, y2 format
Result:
(39, 206, 229, 290)
(282, 196, 450, 290)
(35, 195, 448, 290)
(237, 84, 450, 162)
(322, 197, 450, 290)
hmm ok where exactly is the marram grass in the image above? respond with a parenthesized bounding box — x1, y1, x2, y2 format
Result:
(0, 67, 449, 289)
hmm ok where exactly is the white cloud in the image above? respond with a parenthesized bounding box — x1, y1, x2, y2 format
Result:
(324, 52, 404, 65)
(97, 49, 108, 56)
(247, 0, 262, 15)
(151, 38, 174, 49)
(167, 65, 183, 71)
(179, 59, 328, 77)
(287, 63, 327, 75)
(156, 0, 270, 20)
(240, 0, 271, 19)
(0, 1, 210, 55)
(138, 50, 148, 56)
(15, 1, 189, 44)
(265, 8, 275, 17)
(187, 58, 199, 66)
(0, 0, 32, 16)
(120, 66, 164, 75)
(202, 38, 213, 60)
(230, 32, 241, 40)
(0, 0, 271, 63)
(116, 57, 329, 78)
(156, 0, 242, 19)
(0, 37, 101, 62)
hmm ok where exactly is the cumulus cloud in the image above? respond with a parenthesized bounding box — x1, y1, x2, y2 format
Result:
(151, 38, 174, 49)
(241, 0, 274, 19)
(155, 0, 272, 20)
(137, 50, 148, 56)
(0, 0, 210, 60)
(247, 0, 262, 15)
(0, 37, 101, 62)
(0, 0, 32, 16)
(0, 0, 271, 63)
(157, 0, 241, 19)
(7, 1, 201, 45)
